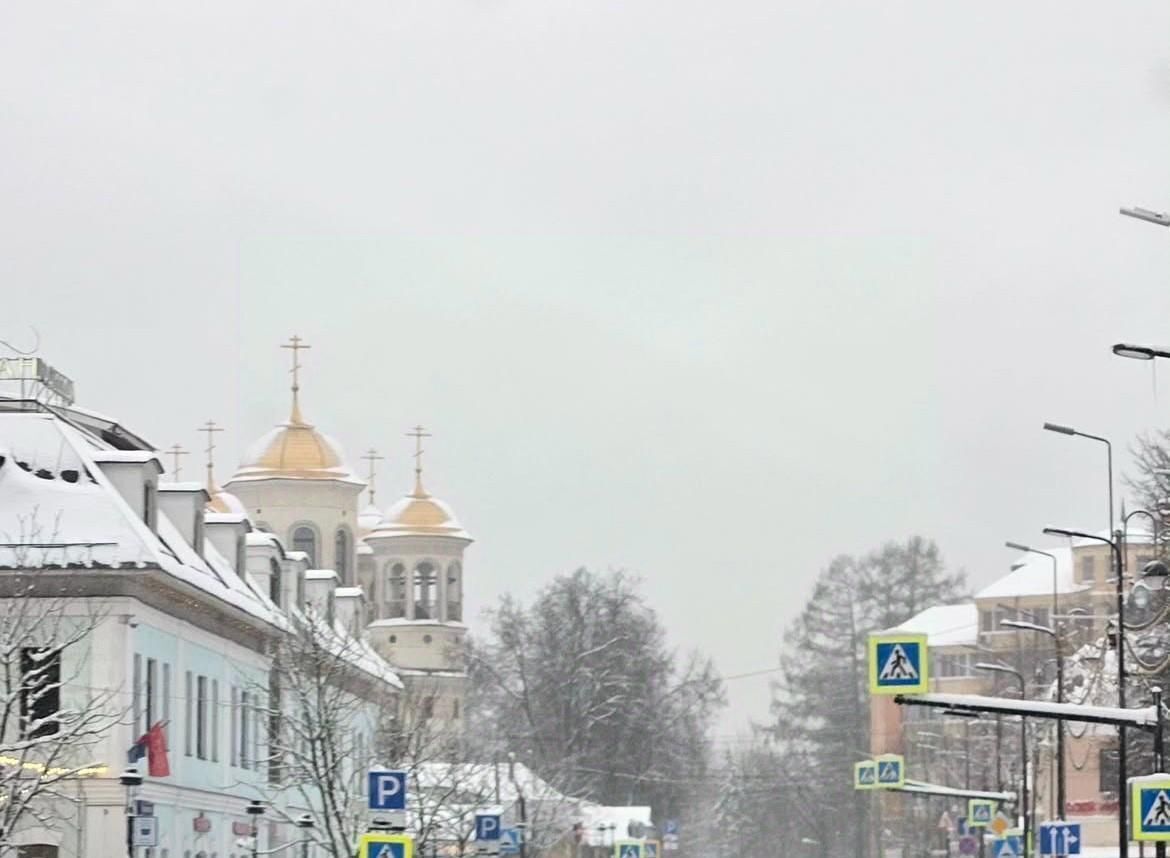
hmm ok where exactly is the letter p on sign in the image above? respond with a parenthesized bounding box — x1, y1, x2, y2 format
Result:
(477, 814, 501, 841)
(368, 770, 407, 811)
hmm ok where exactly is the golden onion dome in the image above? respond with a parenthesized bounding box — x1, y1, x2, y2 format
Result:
(367, 478, 472, 542)
(229, 410, 361, 485)
(207, 484, 248, 515)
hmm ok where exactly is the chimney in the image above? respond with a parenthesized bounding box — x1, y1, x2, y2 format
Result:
(334, 586, 366, 635)
(205, 513, 250, 576)
(305, 569, 340, 623)
(90, 451, 163, 530)
(158, 483, 210, 553)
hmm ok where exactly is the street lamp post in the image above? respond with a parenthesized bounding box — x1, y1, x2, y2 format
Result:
(1004, 542, 1065, 820)
(119, 766, 143, 858)
(1045, 527, 1127, 858)
(246, 800, 265, 858)
(1042, 423, 1113, 536)
(1119, 206, 1170, 228)
(975, 663, 1028, 857)
(296, 813, 314, 858)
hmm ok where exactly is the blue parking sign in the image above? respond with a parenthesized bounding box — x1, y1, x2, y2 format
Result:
(368, 770, 407, 811)
(476, 814, 502, 841)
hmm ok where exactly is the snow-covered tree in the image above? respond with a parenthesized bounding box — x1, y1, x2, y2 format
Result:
(469, 568, 723, 843)
(249, 605, 394, 858)
(0, 574, 122, 848)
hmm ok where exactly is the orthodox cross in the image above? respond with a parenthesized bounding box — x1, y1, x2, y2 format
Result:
(197, 420, 223, 492)
(280, 334, 311, 422)
(406, 425, 431, 494)
(166, 443, 188, 482)
(362, 448, 384, 505)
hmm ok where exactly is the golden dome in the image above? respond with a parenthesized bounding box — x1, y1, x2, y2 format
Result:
(367, 480, 472, 541)
(207, 485, 247, 515)
(229, 418, 360, 483)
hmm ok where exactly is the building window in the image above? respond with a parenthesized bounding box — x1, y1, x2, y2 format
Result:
(143, 482, 156, 530)
(386, 563, 406, 618)
(421, 696, 435, 720)
(211, 679, 220, 762)
(20, 647, 61, 738)
(240, 690, 251, 769)
(268, 673, 282, 785)
(162, 663, 171, 748)
(447, 563, 462, 621)
(292, 526, 317, 566)
(979, 610, 992, 633)
(414, 562, 437, 619)
(269, 559, 282, 607)
(133, 653, 143, 737)
(185, 671, 193, 757)
(146, 657, 158, 730)
(1099, 746, 1120, 792)
(453, 699, 461, 720)
(1080, 555, 1096, 583)
(196, 676, 208, 760)
(230, 686, 239, 767)
(335, 529, 351, 585)
(1032, 607, 1050, 629)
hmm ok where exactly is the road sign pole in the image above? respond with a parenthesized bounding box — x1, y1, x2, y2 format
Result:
(1155, 688, 1166, 858)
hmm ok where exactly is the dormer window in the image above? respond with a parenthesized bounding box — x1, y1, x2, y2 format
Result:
(269, 559, 282, 607)
(142, 481, 157, 531)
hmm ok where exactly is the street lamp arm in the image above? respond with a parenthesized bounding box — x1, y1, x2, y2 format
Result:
(1000, 619, 1057, 638)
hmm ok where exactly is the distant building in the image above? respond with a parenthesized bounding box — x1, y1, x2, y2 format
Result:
(870, 537, 1155, 855)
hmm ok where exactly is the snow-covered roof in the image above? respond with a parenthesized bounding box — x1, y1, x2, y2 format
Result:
(889, 604, 977, 647)
(415, 761, 572, 805)
(287, 603, 402, 690)
(369, 618, 467, 629)
(577, 804, 653, 844)
(0, 412, 279, 627)
(976, 546, 1089, 600)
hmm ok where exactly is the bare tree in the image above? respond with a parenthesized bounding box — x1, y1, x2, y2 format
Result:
(0, 574, 121, 851)
(250, 605, 395, 858)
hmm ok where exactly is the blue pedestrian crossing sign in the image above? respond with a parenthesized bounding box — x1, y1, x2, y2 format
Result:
(615, 840, 644, 858)
(359, 834, 414, 858)
(967, 799, 995, 827)
(644, 840, 661, 858)
(1039, 821, 1081, 855)
(1133, 774, 1170, 841)
(500, 829, 522, 855)
(875, 754, 905, 789)
(869, 633, 929, 695)
(855, 761, 877, 790)
(992, 830, 1023, 858)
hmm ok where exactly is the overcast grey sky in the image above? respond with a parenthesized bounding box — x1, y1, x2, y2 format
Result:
(4, 2, 1170, 733)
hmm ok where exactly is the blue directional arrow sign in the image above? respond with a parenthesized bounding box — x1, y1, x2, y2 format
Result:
(359, 834, 414, 858)
(615, 841, 643, 858)
(476, 814, 502, 841)
(1039, 822, 1081, 856)
(992, 831, 1023, 858)
(1134, 775, 1170, 841)
(368, 769, 407, 811)
(869, 634, 929, 695)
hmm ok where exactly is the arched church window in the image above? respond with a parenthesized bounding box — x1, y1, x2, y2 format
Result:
(414, 562, 437, 619)
(292, 526, 317, 566)
(269, 559, 281, 607)
(334, 528, 351, 584)
(385, 563, 406, 618)
(447, 563, 462, 622)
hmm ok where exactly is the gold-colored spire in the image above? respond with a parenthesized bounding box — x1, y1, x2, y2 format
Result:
(362, 447, 384, 505)
(197, 420, 224, 494)
(406, 425, 432, 496)
(280, 334, 312, 425)
(167, 443, 189, 482)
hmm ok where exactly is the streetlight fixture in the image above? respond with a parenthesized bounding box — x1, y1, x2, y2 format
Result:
(119, 766, 143, 858)
(975, 662, 1029, 852)
(1112, 343, 1170, 361)
(1120, 206, 1170, 227)
(1044, 526, 1128, 858)
(246, 799, 265, 858)
(999, 619, 1065, 820)
(1042, 423, 1114, 535)
(296, 813, 314, 858)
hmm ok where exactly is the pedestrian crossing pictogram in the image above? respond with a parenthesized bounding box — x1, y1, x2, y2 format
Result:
(855, 761, 877, 790)
(869, 634, 929, 695)
(1135, 777, 1170, 840)
(879, 644, 918, 680)
(874, 754, 904, 788)
(358, 833, 413, 858)
(968, 799, 995, 827)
